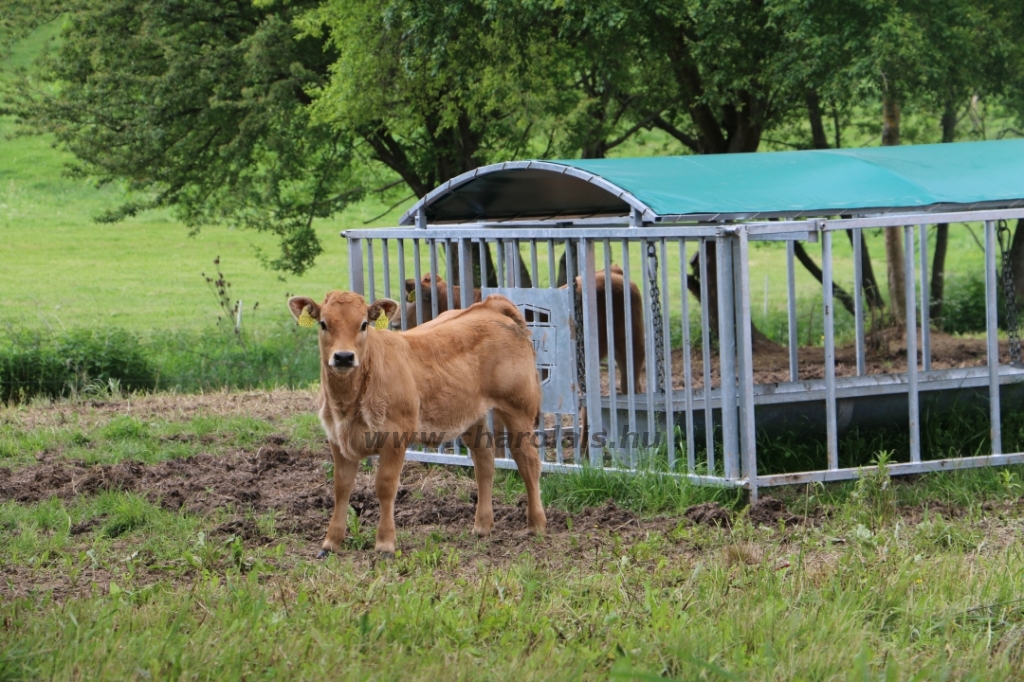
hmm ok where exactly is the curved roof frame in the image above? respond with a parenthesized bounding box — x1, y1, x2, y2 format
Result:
(398, 160, 655, 226)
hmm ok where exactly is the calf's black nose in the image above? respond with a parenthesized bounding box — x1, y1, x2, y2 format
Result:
(332, 351, 355, 368)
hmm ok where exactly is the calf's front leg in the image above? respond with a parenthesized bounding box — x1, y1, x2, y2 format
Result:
(321, 441, 358, 557)
(374, 444, 407, 555)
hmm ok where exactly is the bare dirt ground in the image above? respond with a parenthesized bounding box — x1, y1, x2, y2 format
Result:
(598, 331, 1009, 392)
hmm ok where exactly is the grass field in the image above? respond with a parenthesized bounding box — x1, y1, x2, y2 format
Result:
(5, 392, 1024, 680)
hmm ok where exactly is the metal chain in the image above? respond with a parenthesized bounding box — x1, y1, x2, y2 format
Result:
(997, 220, 1022, 365)
(573, 277, 587, 401)
(646, 242, 667, 393)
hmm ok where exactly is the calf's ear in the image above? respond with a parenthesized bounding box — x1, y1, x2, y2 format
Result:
(288, 297, 321, 326)
(367, 298, 400, 325)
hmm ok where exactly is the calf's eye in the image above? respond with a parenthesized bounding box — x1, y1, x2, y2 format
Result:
(360, 320, 368, 331)
(319, 320, 327, 331)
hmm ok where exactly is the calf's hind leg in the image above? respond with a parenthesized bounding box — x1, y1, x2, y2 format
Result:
(495, 410, 546, 534)
(463, 419, 496, 537)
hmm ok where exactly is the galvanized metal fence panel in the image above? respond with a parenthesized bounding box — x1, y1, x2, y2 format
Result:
(343, 207, 1024, 496)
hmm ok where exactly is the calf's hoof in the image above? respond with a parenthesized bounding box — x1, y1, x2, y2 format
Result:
(472, 524, 492, 538)
(316, 548, 332, 559)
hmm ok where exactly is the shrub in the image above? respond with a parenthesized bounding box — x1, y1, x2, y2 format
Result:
(0, 328, 156, 403)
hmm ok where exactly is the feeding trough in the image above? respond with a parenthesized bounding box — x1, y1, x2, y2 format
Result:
(343, 139, 1024, 499)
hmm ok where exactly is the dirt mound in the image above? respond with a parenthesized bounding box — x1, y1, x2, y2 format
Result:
(684, 502, 732, 528)
(748, 496, 799, 527)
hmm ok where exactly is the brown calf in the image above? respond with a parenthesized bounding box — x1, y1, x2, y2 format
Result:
(400, 268, 645, 392)
(399, 273, 482, 329)
(288, 291, 545, 556)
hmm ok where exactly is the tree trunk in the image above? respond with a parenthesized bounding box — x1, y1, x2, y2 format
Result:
(882, 94, 906, 328)
(806, 91, 830, 150)
(1011, 219, 1024, 309)
(930, 99, 959, 325)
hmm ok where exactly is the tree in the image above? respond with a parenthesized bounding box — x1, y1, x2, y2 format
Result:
(3, 0, 363, 275)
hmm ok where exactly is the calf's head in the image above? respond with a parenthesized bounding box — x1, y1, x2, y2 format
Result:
(288, 292, 398, 372)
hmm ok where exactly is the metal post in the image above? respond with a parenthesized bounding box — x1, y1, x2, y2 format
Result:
(661, 238, 676, 469)
(564, 240, 582, 464)
(643, 239, 658, 448)
(904, 225, 921, 464)
(620, 240, 638, 464)
(734, 229, 758, 500)
(349, 238, 364, 295)
(985, 220, 1003, 454)
(679, 239, 696, 472)
(382, 239, 391, 301)
(919, 224, 931, 372)
(821, 229, 838, 470)
(786, 241, 799, 382)
(457, 239, 474, 310)
(716, 234, 740, 481)
(397, 240, 408, 329)
(429, 240, 440, 321)
(445, 239, 455, 312)
(853, 229, 866, 376)
(602, 240, 618, 461)
(366, 240, 376, 302)
(698, 239, 715, 473)
(579, 239, 604, 466)
(413, 240, 423, 327)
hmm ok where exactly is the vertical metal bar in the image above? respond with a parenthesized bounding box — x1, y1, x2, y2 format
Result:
(348, 238, 364, 295)
(413, 240, 423, 327)
(786, 241, 799, 382)
(495, 238, 506, 288)
(660, 238, 675, 470)
(479, 240, 489, 290)
(716, 235, 739, 481)
(547, 239, 556, 287)
(985, 220, 1003, 454)
(530, 241, 539, 288)
(620, 239, 638, 465)
(512, 239, 523, 288)
(458, 239, 474, 310)
(397, 240, 408, 329)
(919, 224, 931, 372)
(734, 229, 758, 500)
(366, 239, 376, 302)
(905, 224, 921, 464)
(643, 239, 658, 452)
(853, 229, 866, 376)
(679, 239, 695, 472)
(579, 239, 604, 466)
(382, 239, 391, 302)
(564, 240, 582, 464)
(698, 239, 715, 473)
(821, 229, 839, 470)
(602, 240, 618, 462)
(429, 240, 440, 321)
(445, 239, 455, 312)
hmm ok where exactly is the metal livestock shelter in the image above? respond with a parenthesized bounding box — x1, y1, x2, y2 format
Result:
(342, 138, 1024, 500)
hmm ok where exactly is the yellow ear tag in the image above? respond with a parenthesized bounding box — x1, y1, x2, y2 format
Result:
(406, 290, 416, 303)
(374, 314, 390, 330)
(298, 305, 316, 328)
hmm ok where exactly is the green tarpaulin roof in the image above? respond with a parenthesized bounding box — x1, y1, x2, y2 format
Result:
(399, 138, 1024, 224)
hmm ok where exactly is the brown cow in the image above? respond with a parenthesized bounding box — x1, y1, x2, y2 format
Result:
(288, 291, 545, 557)
(399, 273, 482, 329)
(400, 268, 645, 393)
